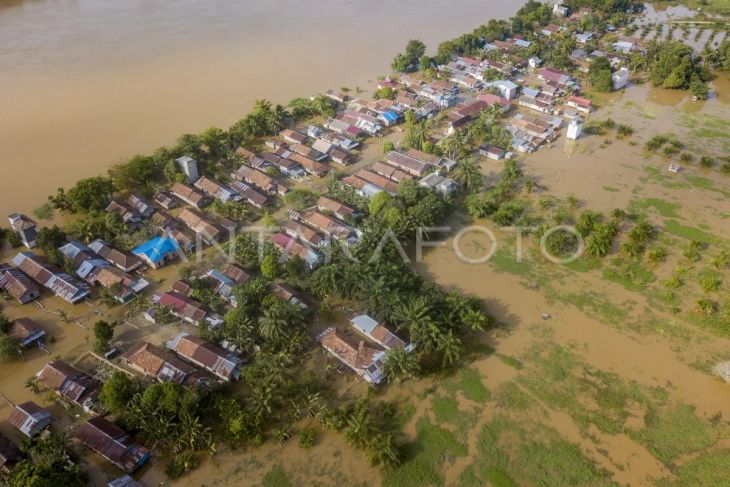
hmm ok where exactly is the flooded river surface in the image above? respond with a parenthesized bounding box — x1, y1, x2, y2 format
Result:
(0, 0, 518, 217)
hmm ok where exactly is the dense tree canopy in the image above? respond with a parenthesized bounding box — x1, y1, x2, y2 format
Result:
(391, 39, 427, 72)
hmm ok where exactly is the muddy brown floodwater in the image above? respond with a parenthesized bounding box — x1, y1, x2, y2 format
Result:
(0, 0, 518, 218)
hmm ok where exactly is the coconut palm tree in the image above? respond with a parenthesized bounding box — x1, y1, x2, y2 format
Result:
(258, 304, 290, 343)
(25, 377, 40, 393)
(453, 159, 483, 193)
(393, 296, 432, 335)
(383, 348, 420, 383)
(437, 330, 462, 367)
(367, 433, 402, 469)
(343, 405, 374, 450)
(441, 129, 471, 160)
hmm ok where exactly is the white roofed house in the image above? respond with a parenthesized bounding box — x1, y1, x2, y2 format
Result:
(419, 173, 459, 195)
(176, 156, 199, 183)
(8, 213, 38, 248)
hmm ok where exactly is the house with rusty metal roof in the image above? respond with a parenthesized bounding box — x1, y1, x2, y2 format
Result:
(8, 317, 46, 348)
(0, 263, 41, 304)
(12, 252, 90, 304)
(317, 327, 386, 384)
(317, 195, 357, 222)
(36, 360, 100, 410)
(168, 332, 243, 382)
(122, 341, 206, 386)
(156, 291, 208, 324)
(89, 240, 143, 273)
(177, 208, 224, 245)
(77, 416, 150, 473)
(170, 182, 211, 209)
(8, 401, 52, 437)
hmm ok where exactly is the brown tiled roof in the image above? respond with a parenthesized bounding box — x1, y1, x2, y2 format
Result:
(178, 208, 222, 242)
(36, 360, 80, 390)
(223, 263, 251, 284)
(159, 291, 207, 322)
(77, 416, 149, 473)
(171, 182, 207, 206)
(231, 165, 277, 193)
(354, 169, 400, 193)
(8, 318, 43, 340)
(8, 401, 49, 432)
(287, 153, 329, 176)
(385, 151, 433, 176)
(300, 210, 353, 241)
(91, 241, 142, 271)
(284, 220, 324, 247)
(370, 161, 411, 183)
(0, 264, 40, 302)
(123, 342, 165, 376)
(317, 195, 355, 219)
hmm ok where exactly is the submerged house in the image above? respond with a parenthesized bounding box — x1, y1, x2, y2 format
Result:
(89, 240, 143, 273)
(178, 208, 224, 245)
(168, 332, 243, 382)
(0, 263, 41, 304)
(8, 213, 38, 248)
(132, 236, 181, 270)
(317, 327, 386, 384)
(86, 266, 150, 303)
(155, 291, 209, 325)
(122, 341, 206, 386)
(77, 416, 151, 473)
(12, 252, 90, 304)
(36, 360, 100, 410)
(8, 317, 46, 348)
(8, 401, 52, 438)
(170, 182, 211, 209)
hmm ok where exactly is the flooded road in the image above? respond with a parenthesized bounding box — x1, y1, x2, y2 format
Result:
(0, 0, 518, 217)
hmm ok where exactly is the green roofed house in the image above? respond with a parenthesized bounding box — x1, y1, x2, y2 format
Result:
(132, 236, 181, 270)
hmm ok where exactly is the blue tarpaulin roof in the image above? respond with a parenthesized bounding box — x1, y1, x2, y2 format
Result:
(381, 111, 399, 123)
(132, 236, 179, 264)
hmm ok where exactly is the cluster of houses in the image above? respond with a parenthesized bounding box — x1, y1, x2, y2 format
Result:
(0, 4, 654, 479)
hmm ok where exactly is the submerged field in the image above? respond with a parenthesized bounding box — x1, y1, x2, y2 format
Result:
(236, 78, 730, 486)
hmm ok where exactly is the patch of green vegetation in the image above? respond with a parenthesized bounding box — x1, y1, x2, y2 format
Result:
(262, 466, 291, 487)
(603, 259, 656, 292)
(602, 186, 620, 192)
(454, 367, 491, 402)
(518, 343, 649, 436)
(494, 353, 523, 370)
(686, 176, 730, 197)
(663, 220, 718, 244)
(630, 404, 717, 465)
(489, 244, 533, 277)
(564, 256, 603, 273)
(662, 449, 730, 487)
(468, 415, 616, 487)
(32, 203, 54, 220)
(629, 198, 680, 218)
(543, 287, 631, 327)
(431, 395, 460, 424)
(383, 418, 467, 487)
(641, 165, 688, 189)
(495, 382, 533, 411)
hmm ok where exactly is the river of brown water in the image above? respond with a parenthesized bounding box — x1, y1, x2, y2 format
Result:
(0, 0, 518, 218)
